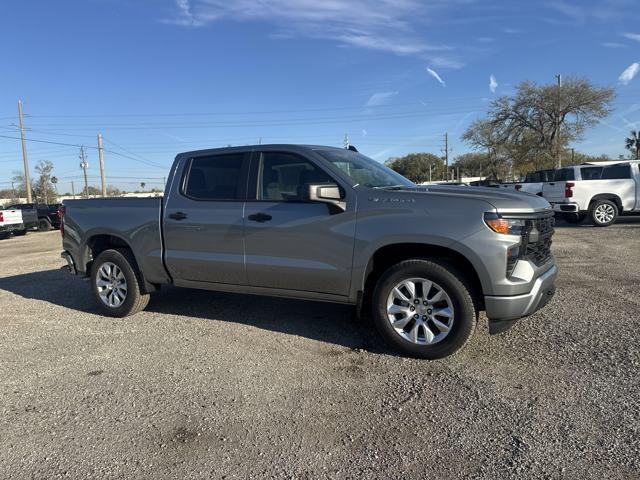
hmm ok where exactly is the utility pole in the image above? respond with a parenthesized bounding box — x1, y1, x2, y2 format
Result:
(71, 181, 76, 199)
(555, 74, 562, 169)
(429, 163, 432, 183)
(79, 146, 89, 198)
(343, 133, 350, 149)
(97, 133, 106, 197)
(442, 132, 449, 181)
(18, 100, 32, 203)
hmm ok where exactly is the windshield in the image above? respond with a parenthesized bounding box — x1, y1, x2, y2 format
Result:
(315, 149, 414, 189)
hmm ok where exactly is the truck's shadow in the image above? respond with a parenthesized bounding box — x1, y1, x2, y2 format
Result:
(0, 268, 384, 353)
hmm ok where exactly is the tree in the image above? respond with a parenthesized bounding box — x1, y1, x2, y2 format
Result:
(385, 153, 444, 183)
(140, 182, 146, 191)
(464, 77, 615, 172)
(106, 185, 122, 197)
(11, 170, 36, 201)
(625, 130, 640, 160)
(34, 160, 57, 203)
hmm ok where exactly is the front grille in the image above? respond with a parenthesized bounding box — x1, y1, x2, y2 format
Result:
(524, 216, 555, 266)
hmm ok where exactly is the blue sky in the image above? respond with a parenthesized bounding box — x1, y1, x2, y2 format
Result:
(1, 0, 640, 193)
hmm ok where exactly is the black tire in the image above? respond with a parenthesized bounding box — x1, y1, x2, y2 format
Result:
(563, 213, 586, 224)
(38, 219, 51, 231)
(589, 199, 618, 227)
(0, 232, 9, 240)
(90, 248, 150, 317)
(13, 229, 27, 236)
(371, 259, 477, 359)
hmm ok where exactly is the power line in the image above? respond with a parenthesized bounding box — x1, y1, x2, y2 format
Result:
(0, 133, 168, 168)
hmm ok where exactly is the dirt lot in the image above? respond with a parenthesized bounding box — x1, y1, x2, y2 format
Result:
(0, 221, 639, 479)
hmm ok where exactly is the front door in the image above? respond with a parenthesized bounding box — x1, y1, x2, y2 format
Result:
(163, 152, 249, 285)
(243, 151, 356, 296)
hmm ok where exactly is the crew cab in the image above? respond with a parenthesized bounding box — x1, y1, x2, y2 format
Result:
(542, 161, 640, 226)
(60, 145, 558, 359)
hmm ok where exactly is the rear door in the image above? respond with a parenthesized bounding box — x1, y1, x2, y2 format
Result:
(243, 150, 356, 296)
(163, 152, 250, 285)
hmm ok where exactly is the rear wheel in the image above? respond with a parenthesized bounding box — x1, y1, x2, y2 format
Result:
(0, 232, 9, 240)
(90, 249, 150, 317)
(38, 219, 51, 231)
(590, 200, 618, 227)
(372, 259, 477, 359)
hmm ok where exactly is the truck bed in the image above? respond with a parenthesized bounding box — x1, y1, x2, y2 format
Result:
(62, 197, 169, 285)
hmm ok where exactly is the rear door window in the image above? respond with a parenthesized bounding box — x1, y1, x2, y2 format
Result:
(183, 154, 246, 200)
(601, 164, 631, 179)
(579, 167, 602, 180)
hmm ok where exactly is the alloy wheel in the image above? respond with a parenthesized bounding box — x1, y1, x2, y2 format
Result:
(594, 204, 615, 224)
(386, 277, 455, 345)
(96, 262, 128, 308)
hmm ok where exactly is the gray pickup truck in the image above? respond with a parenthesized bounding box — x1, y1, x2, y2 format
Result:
(60, 145, 557, 359)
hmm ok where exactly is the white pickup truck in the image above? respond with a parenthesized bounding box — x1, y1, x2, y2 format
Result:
(498, 169, 555, 196)
(0, 207, 26, 239)
(542, 161, 640, 226)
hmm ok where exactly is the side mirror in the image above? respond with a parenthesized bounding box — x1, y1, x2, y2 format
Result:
(306, 183, 346, 212)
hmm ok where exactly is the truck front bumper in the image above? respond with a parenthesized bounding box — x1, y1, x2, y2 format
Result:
(484, 264, 558, 334)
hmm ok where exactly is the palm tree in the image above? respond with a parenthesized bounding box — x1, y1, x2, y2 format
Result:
(625, 130, 640, 160)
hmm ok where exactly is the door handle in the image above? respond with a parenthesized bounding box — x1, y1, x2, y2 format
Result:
(248, 213, 272, 223)
(169, 211, 188, 220)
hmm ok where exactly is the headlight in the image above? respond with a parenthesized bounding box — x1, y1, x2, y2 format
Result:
(484, 212, 527, 236)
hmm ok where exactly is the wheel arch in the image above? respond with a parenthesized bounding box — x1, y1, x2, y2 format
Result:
(359, 243, 485, 313)
(589, 194, 623, 212)
(83, 233, 156, 293)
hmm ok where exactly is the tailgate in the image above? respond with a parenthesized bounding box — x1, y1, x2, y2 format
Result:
(542, 181, 567, 203)
(0, 209, 23, 226)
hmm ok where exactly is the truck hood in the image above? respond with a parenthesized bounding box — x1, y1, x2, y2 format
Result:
(403, 185, 552, 213)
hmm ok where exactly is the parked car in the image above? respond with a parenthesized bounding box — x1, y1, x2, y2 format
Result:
(542, 161, 640, 226)
(6, 202, 59, 230)
(60, 145, 557, 359)
(0, 207, 26, 239)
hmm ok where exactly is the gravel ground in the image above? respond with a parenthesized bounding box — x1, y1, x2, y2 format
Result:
(0, 221, 639, 479)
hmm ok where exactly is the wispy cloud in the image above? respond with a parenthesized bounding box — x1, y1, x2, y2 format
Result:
(160, 0, 462, 65)
(619, 62, 640, 85)
(622, 32, 640, 42)
(602, 42, 627, 48)
(544, 0, 585, 23)
(426, 67, 446, 87)
(365, 91, 398, 107)
(489, 74, 498, 93)
(503, 28, 523, 34)
(161, 0, 206, 27)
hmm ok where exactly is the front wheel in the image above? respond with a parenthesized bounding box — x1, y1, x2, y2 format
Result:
(90, 249, 150, 317)
(590, 200, 618, 227)
(372, 259, 477, 359)
(13, 229, 27, 236)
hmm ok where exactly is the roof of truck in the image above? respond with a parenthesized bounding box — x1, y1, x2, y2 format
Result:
(177, 144, 348, 157)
